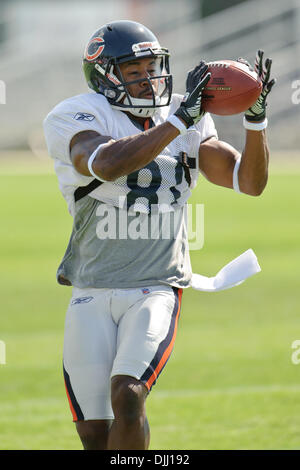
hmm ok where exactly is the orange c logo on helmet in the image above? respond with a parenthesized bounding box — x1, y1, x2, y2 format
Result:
(85, 37, 105, 61)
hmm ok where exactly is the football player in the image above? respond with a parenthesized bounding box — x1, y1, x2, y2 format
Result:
(43, 20, 275, 450)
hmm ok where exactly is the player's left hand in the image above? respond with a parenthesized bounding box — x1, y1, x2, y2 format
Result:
(174, 61, 211, 128)
(239, 50, 276, 123)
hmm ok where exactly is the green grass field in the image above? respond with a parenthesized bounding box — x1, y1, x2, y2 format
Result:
(0, 157, 300, 450)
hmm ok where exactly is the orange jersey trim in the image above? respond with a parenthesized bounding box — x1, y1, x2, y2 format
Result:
(145, 288, 182, 391)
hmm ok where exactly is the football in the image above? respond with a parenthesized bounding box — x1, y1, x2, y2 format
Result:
(202, 60, 262, 115)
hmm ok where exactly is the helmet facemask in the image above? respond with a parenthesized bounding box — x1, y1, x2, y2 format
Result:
(91, 49, 172, 118)
(113, 55, 172, 117)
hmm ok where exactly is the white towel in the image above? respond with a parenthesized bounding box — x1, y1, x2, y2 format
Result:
(190, 249, 261, 292)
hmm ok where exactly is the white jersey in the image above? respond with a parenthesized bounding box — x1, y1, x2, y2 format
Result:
(43, 92, 218, 289)
(44, 92, 217, 216)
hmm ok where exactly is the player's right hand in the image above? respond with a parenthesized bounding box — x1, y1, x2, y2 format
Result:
(174, 61, 211, 128)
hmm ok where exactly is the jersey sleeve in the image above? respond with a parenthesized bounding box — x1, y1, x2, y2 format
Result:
(195, 112, 218, 143)
(167, 94, 218, 144)
(43, 109, 102, 164)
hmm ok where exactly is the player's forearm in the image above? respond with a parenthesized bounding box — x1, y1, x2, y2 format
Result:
(238, 129, 269, 196)
(94, 122, 179, 181)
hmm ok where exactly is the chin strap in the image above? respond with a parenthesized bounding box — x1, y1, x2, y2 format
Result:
(129, 107, 156, 118)
(111, 94, 160, 118)
(111, 102, 156, 118)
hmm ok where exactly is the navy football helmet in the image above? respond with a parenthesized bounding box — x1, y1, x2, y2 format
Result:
(83, 20, 172, 117)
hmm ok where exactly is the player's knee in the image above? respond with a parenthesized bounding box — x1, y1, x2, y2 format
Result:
(111, 375, 147, 424)
(76, 420, 111, 450)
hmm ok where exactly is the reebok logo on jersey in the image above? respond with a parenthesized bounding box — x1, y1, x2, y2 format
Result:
(74, 112, 95, 121)
(142, 288, 150, 295)
(71, 296, 94, 305)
